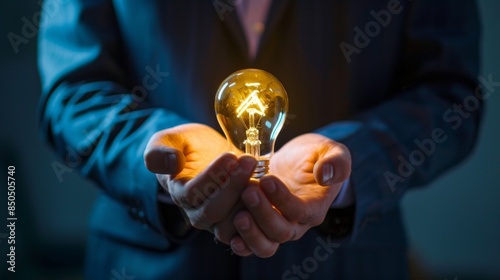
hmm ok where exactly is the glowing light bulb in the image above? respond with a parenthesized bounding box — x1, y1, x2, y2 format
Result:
(215, 68, 289, 178)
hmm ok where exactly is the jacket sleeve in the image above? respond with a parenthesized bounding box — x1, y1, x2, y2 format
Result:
(37, 0, 189, 237)
(316, 0, 483, 242)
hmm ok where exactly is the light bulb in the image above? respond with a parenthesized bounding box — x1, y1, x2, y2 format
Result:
(215, 68, 289, 178)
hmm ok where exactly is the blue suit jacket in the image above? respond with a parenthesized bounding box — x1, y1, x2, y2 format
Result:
(38, 0, 482, 279)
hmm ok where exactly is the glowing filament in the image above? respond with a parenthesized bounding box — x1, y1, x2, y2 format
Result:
(236, 90, 266, 118)
(236, 90, 267, 157)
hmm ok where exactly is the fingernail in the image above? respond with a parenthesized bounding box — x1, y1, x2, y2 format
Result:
(165, 153, 177, 174)
(262, 178, 276, 194)
(322, 163, 334, 184)
(243, 191, 259, 208)
(233, 239, 244, 251)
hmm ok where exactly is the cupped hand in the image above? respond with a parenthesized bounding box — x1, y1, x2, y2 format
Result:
(230, 133, 351, 257)
(144, 123, 256, 244)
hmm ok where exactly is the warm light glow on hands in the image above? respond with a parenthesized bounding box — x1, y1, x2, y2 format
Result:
(215, 69, 288, 178)
(229, 133, 352, 258)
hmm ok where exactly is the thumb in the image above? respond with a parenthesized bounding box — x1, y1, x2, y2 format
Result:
(313, 143, 351, 186)
(143, 130, 186, 175)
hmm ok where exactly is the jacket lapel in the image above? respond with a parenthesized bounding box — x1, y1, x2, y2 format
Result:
(258, 0, 291, 59)
(219, 0, 291, 63)
(219, 5, 249, 61)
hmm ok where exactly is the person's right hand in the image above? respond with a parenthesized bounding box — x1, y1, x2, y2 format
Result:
(144, 123, 257, 244)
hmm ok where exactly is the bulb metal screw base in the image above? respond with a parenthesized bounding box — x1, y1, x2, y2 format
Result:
(252, 159, 269, 178)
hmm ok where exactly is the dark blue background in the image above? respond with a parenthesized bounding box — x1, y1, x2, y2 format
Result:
(1, 1, 498, 279)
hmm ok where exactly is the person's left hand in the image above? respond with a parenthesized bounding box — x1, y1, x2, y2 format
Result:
(229, 133, 351, 257)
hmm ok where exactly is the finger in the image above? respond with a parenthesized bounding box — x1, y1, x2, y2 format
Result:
(212, 200, 245, 244)
(175, 155, 257, 229)
(313, 143, 351, 186)
(144, 131, 186, 175)
(260, 175, 309, 224)
(240, 182, 296, 243)
(230, 235, 253, 257)
(232, 211, 279, 258)
(170, 154, 255, 208)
